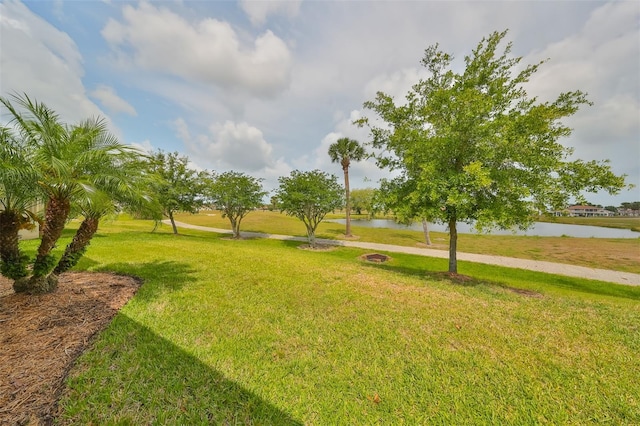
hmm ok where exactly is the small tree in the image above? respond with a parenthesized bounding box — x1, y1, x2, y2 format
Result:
(275, 170, 343, 248)
(350, 188, 377, 217)
(268, 196, 279, 211)
(358, 30, 627, 274)
(208, 171, 267, 239)
(142, 150, 209, 234)
(328, 137, 366, 237)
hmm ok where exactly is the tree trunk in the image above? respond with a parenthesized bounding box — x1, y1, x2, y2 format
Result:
(31, 196, 70, 283)
(53, 217, 99, 275)
(231, 217, 241, 239)
(0, 210, 29, 280)
(343, 166, 352, 237)
(168, 211, 178, 234)
(421, 218, 432, 246)
(448, 217, 458, 274)
(36, 196, 70, 257)
(306, 226, 317, 248)
(14, 274, 58, 294)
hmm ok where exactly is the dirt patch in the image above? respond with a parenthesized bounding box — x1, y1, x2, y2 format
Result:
(432, 271, 476, 284)
(504, 287, 544, 298)
(0, 272, 140, 426)
(360, 253, 391, 263)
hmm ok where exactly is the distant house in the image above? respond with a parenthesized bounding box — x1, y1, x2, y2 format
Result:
(17, 201, 44, 240)
(567, 205, 613, 217)
(618, 208, 640, 217)
(18, 225, 39, 240)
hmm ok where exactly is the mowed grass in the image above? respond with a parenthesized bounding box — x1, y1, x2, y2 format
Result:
(49, 218, 640, 424)
(175, 210, 640, 274)
(537, 215, 640, 232)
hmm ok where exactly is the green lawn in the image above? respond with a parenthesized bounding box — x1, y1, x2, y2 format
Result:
(537, 215, 640, 232)
(174, 210, 640, 274)
(51, 217, 640, 424)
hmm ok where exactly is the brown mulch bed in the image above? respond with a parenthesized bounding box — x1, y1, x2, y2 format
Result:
(0, 272, 140, 426)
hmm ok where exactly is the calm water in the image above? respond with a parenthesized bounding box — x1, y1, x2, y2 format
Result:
(326, 219, 639, 239)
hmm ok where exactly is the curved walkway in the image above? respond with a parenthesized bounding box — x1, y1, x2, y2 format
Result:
(167, 221, 640, 286)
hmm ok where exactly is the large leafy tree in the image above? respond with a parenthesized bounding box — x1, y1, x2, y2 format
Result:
(1, 94, 144, 293)
(358, 30, 627, 274)
(275, 170, 343, 248)
(207, 171, 267, 239)
(328, 137, 366, 237)
(142, 150, 210, 234)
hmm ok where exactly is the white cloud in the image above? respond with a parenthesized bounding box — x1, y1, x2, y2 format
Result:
(0, 0, 102, 123)
(296, 109, 389, 190)
(523, 1, 640, 198)
(174, 117, 292, 194)
(0, 0, 125, 141)
(239, 0, 302, 26)
(90, 85, 137, 116)
(130, 139, 154, 154)
(102, 1, 293, 97)
(52, 0, 65, 21)
(363, 68, 427, 105)
(176, 118, 277, 172)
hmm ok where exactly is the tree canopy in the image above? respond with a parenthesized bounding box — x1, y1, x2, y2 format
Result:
(207, 171, 267, 239)
(275, 170, 343, 248)
(357, 30, 628, 273)
(350, 188, 378, 217)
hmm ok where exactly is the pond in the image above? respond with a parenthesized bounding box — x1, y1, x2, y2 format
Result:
(325, 219, 640, 239)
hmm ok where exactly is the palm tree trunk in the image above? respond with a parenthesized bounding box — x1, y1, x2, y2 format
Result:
(0, 210, 29, 280)
(53, 217, 99, 275)
(448, 217, 458, 274)
(17, 196, 71, 293)
(343, 166, 352, 237)
(32, 195, 70, 277)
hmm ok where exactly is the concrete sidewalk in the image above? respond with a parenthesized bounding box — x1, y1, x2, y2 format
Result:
(166, 220, 640, 286)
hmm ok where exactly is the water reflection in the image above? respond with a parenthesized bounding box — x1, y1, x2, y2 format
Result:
(325, 219, 639, 239)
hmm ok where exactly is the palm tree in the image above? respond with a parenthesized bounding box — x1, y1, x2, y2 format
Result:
(1, 94, 143, 293)
(328, 137, 366, 237)
(53, 159, 149, 276)
(52, 191, 111, 276)
(0, 127, 40, 280)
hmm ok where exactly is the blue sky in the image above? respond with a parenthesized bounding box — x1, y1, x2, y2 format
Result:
(1, 0, 638, 206)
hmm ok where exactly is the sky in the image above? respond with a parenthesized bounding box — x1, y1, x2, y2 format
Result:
(1, 0, 638, 207)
